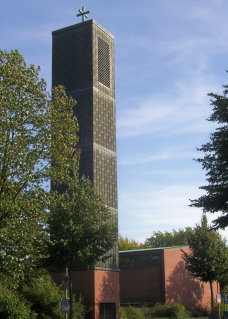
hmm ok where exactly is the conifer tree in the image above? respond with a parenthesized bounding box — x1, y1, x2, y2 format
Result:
(190, 82, 228, 229)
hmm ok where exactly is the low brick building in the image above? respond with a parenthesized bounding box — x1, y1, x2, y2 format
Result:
(51, 246, 218, 318)
(119, 246, 218, 310)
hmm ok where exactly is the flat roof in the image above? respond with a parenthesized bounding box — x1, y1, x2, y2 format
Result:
(119, 245, 189, 253)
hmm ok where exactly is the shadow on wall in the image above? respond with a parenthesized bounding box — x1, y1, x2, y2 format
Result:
(166, 260, 205, 308)
(97, 272, 115, 301)
(96, 273, 117, 319)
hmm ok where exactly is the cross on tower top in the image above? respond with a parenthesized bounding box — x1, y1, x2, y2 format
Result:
(77, 6, 90, 22)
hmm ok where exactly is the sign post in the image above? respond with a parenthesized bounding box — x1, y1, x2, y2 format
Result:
(216, 295, 221, 319)
(61, 268, 70, 319)
(224, 294, 228, 319)
(61, 299, 70, 314)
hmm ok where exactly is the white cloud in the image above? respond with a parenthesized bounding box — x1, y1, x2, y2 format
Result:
(118, 147, 199, 165)
(118, 182, 228, 242)
(119, 183, 202, 240)
(117, 77, 217, 138)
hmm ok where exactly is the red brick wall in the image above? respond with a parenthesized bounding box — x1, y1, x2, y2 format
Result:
(94, 270, 120, 319)
(119, 247, 219, 310)
(120, 266, 162, 304)
(51, 269, 119, 319)
(164, 247, 218, 309)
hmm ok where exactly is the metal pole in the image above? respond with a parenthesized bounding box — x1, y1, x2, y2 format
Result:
(65, 267, 68, 319)
(69, 263, 73, 319)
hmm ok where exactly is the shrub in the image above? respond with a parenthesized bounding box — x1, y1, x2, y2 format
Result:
(0, 282, 36, 319)
(150, 303, 167, 317)
(72, 294, 90, 319)
(23, 274, 89, 319)
(151, 302, 191, 318)
(22, 273, 63, 319)
(120, 306, 145, 319)
(166, 302, 191, 318)
(189, 306, 210, 317)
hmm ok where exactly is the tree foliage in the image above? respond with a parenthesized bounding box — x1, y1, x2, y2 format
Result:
(48, 164, 117, 319)
(0, 49, 79, 283)
(190, 83, 228, 229)
(0, 280, 36, 319)
(119, 227, 194, 251)
(182, 215, 228, 313)
(48, 163, 117, 270)
(0, 49, 117, 318)
(22, 273, 65, 319)
(0, 272, 88, 319)
(118, 235, 149, 251)
(145, 227, 194, 248)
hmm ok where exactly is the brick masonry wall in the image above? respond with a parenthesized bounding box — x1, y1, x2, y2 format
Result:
(164, 247, 218, 309)
(51, 269, 120, 319)
(119, 247, 219, 310)
(120, 266, 162, 304)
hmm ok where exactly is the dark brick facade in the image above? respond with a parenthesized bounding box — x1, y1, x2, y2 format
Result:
(52, 20, 118, 270)
(52, 20, 119, 319)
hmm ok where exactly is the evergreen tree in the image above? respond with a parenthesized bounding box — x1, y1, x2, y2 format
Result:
(190, 82, 228, 229)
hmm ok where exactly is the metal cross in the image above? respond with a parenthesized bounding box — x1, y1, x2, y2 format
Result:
(77, 6, 90, 22)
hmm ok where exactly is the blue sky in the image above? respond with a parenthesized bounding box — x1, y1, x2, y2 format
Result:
(1, 0, 228, 242)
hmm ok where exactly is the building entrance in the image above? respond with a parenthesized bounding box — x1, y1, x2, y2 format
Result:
(99, 303, 115, 319)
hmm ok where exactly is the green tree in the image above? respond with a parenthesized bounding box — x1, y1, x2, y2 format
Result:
(118, 235, 149, 251)
(0, 49, 117, 318)
(145, 227, 194, 248)
(47, 163, 117, 318)
(190, 82, 228, 229)
(0, 49, 79, 284)
(48, 163, 117, 268)
(182, 215, 228, 315)
(118, 227, 194, 251)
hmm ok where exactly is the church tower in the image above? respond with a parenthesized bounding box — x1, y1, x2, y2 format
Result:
(52, 9, 119, 319)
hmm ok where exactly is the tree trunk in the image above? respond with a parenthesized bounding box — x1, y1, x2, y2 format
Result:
(210, 281, 214, 319)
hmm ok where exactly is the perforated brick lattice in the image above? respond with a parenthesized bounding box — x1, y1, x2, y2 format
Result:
(98, 37, 110, 88)
(119, 254, 159, 269)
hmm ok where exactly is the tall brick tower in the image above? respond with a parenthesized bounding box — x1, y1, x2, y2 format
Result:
(52, 11, 119, 319)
